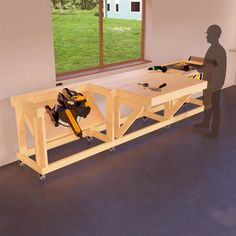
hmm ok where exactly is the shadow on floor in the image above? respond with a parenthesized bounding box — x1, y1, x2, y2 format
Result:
(0, 86, 236, 236)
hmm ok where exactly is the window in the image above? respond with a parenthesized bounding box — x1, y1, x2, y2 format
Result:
(131, 2, 140, 12)
(51, 0, 145, 79)
(107, 3, 110, 12)
(116, 4, 119, 12)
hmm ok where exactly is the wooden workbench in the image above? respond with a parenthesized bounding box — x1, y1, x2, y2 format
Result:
(11, 60, 207, 179)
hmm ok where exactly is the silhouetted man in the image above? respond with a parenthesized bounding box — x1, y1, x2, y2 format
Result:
(194, 25, 227, 137)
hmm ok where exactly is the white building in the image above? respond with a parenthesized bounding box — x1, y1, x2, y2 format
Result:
(103, 0, 142, 20)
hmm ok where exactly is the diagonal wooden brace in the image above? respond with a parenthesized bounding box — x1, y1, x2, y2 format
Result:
(164, 95, 191, 119)
(118, 108, 144, 139)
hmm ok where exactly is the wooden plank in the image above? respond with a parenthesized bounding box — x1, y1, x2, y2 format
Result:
(91, 130, 108, 142)
(118, 108, 144, 138)
(148, 104, 165, 113)
(24, 113, 34, 136)
(188, 97, 203, 106)
(143, 111, 165, 122)
(117, 97, 144, 110)
(11, 84, 88, 105)
(34, 116, 48, 168)
(15, 108, 27, 155)
(13, 100, 37, 116)
(32, 85, 88, 104)
(163, 60, 203, 67)
(47, 129, 89, 148)
(25, 129, 91, 157)
(169, 95, 191, 117)
(114, 97, 121, 139)
(87, 83, 112, 96)
(44, 142, 115, 174)
(17, 152, 42, 174)
(106, 91, 115, 141)
(151, 82, 207, 106)
(117, 90, 151, 106)
(164, 101, 173, 119)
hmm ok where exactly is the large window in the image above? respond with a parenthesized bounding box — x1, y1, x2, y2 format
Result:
(51, 0, 145, 79)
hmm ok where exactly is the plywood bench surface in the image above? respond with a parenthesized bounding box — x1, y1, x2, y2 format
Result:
(89, 67, 207, 106)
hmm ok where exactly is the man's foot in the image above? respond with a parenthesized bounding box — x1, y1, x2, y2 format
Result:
(193, 121, 209, 129)
(204, 131, 219, 138)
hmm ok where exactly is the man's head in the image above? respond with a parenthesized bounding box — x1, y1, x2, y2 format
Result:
(206, 25, 222, 44)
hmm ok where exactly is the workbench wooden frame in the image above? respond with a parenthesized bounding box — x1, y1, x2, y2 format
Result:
(11, 84, 117, 178)
(11, 60, 207, 179)
(114, 95, 204, 140)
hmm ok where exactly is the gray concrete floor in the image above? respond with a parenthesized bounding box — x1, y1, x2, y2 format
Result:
(0, 86, 236, 236)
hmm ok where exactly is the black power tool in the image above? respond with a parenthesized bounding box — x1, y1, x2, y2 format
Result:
(45, 88, 91, 138)
(148, 66, 168, 73)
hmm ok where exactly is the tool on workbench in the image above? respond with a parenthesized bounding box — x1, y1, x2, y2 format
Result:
(138, 82, 167, 91)
(138, 82, 149, 89)
(148, 65, 168, 73)
(45, 84, 91, 138)
(183, 70, 203, 80)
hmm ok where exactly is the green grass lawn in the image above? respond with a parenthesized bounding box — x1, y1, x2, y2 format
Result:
(52, 9, 142, 73)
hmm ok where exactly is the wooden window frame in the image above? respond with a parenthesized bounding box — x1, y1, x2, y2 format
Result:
(56, 0, 146, 81)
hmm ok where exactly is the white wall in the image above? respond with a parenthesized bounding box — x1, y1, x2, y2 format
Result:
(0, 0, 236, 166)
(148, 0, 236, 88)
(0, 0, 55, 166)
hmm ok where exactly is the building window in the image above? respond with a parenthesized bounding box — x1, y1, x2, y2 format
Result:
(51, 0, 145, 79)
(131, 2, 140, 12)
(116, 4, 119, 12)
(107, 3, 110, 12)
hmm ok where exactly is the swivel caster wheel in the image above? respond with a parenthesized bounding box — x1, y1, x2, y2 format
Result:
(109, 147, 116, 152)
(38, 174, 46, 181)
(86, 136, 94, 142)
(18, 160, 25, 167)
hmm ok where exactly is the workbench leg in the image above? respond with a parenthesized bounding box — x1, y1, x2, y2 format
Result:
(164, 101, 174, 120)
(114, 97, 121, 139)
(15, 109, 27, 155)
(106, 93, 115, 142)
(34, 116, 48, 170)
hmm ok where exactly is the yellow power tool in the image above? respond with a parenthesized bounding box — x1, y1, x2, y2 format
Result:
(45, 88, 91, 138)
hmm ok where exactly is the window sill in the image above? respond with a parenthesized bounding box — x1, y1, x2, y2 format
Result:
(56, 60, 152, 81)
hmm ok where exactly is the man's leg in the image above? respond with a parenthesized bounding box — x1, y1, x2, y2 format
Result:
(194, 89, 212, 128)
(210, 90, 221, 136)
